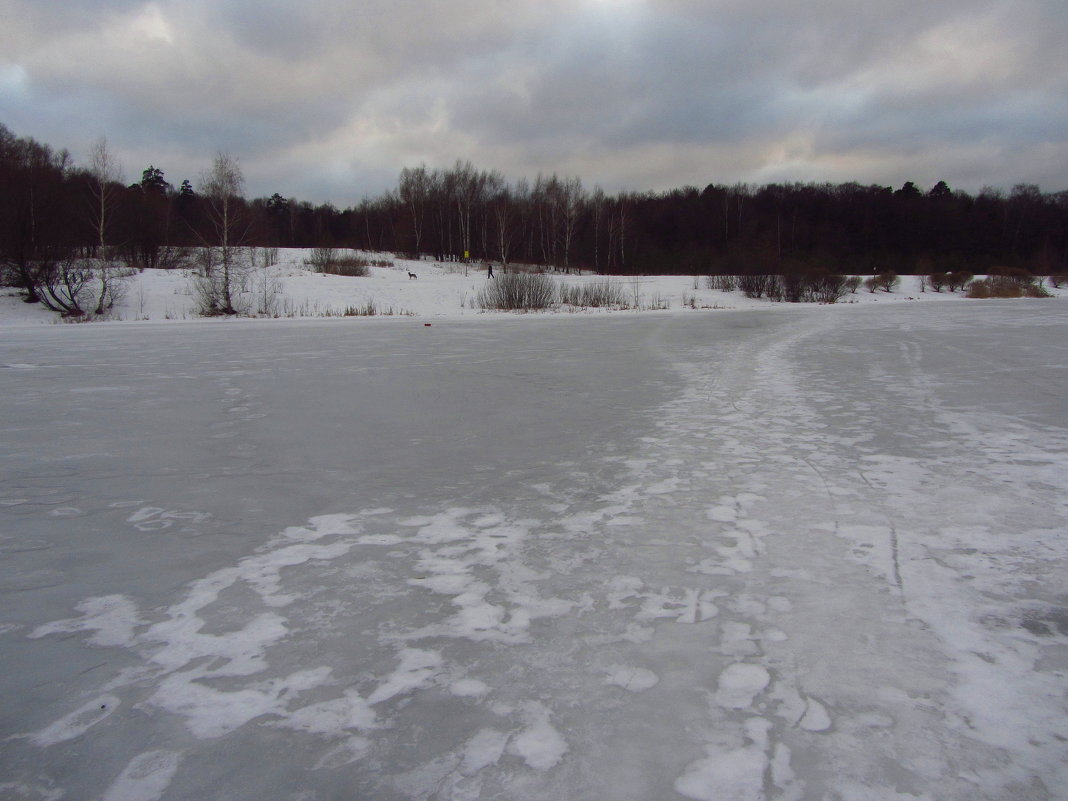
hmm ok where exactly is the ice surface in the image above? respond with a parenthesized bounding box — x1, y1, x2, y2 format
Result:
(101, 750, 182, 801)
(2, 303, 1068, 800)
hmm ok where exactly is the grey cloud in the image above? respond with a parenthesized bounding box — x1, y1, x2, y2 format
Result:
(1, 0, 1066, 202)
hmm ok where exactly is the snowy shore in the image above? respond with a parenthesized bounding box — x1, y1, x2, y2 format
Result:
(4, 249, 1062, 327)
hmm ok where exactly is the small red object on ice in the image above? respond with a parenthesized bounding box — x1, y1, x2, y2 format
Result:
(424, 323, 431, 326)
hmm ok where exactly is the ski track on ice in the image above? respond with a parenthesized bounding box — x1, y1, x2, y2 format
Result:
(16, 309, 1068, 800)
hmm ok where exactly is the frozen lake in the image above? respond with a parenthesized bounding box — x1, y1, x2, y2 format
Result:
(2, 303, 1067, 801)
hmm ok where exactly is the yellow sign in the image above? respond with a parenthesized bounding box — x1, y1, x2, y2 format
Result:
(464, 250, 469, 259)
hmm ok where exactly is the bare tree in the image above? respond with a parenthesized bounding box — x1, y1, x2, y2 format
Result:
(86, 137, 129, 314)
(532, 173, 560, 268)
(589, 187, 606, 273)
(452, 160, 484, 261)
(197, 152, 248, 315)
(86, 137, 124, 255)
(480, 170, 505, 259)
(558, 176, 584, 273)
(398, 165, 431, 254)
(489, 178, 516, 271)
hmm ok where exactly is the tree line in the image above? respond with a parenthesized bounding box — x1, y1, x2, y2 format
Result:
(3, 123, 1067, 290)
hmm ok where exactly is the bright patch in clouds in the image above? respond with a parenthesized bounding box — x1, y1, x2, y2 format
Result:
(126, 4, 175, 45)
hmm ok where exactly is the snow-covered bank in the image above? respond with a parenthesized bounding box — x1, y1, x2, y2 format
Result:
(4, 249, 1063, 326)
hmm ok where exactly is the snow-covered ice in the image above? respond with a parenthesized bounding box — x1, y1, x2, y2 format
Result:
(1, 289, 1067, 800)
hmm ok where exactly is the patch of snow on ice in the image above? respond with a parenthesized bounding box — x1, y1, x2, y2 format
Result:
(366, 648, 444, 705)
(707, 504, 737, 522)
(313, 736, 373, 770)
(275, 686, 377, 736)
(449, 678, 490, 697)
(460, 728, 509, 775)
(29, 595, 141, 647)
(675, 719, 771, 801)
(714, 663, 771, 709)
(799, 697, 833, 731)
(510, 701, 568, 771)
(30, 695, 120, 747)
(101, 750, 181, 801)
(151, 666, 332, 739)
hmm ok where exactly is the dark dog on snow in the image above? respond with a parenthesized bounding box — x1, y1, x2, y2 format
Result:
(408, 271, 418, 280)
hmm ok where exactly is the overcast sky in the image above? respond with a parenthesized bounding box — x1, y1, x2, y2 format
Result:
(2, 0, 1066, 205)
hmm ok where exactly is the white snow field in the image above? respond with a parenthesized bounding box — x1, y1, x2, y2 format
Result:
(1, 290, 1067, 799)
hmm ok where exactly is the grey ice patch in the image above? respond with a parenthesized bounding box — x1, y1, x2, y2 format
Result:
(605, 664, 660, 691)
(1019, 605, 1068, 638)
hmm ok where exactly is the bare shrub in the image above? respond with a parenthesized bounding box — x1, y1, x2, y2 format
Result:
(307, 248, 373, 276)
(330, 256, 372, 276)
(644, 291, 670, 310)
(966, 279, 1004, 298)
(477, 272, 557, 310)
(1048, 273, 1068, 288)
(706, 274, 738, 292)
(873, 271, 900, 292)
(24, 254, 133, 319)
(844, 275, 863, 294)
(154, 246, 195, 271)
(781, 270, 806, 303)
(558, 284, 580, 306)
(92, 261, 134, 315)
(261, 247, 280, 268)
(343, 299, 378, 316)
(765, 275, 786, 302)
(947, 270, 974, 292)
(928, 272, 949, 292)
(254, 261, 281, 317)
(192, 246, 251, 316)
(989, 267, 1034, 286)
(967, 276, 1051, 299)
(780, 269, 846, 303)
(1025, 283, 1053, 297)
(810, 272, 848, 304)
(560, 279, 626, 308)
(738, 273, 778, 298)
(864, 272, 900, 293)
(34, 255, 94, 316)
(307, 246, 336, 272)
(195, 246, 218, 277)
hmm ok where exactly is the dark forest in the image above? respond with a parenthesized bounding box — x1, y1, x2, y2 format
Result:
(4, 124, 1067, 282)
